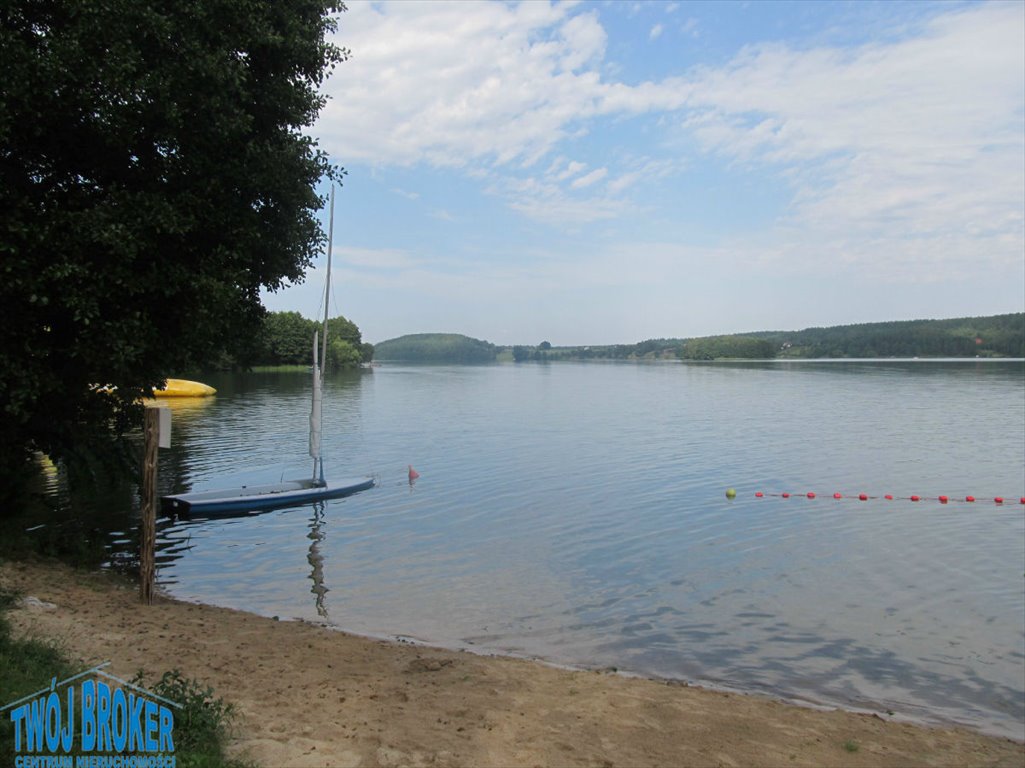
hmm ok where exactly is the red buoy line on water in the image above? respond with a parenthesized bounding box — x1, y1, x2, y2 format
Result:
(743, 491, 1025, 505)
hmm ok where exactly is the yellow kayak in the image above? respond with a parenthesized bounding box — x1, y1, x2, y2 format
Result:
(153, 378, 217, 397)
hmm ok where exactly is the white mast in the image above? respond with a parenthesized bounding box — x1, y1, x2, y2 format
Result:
(310, 185, 334, 485)
(321, 185, 334, 380)
(310, 330, 322, 481)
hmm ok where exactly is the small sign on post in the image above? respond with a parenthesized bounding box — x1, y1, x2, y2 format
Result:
(158, 406, 171, 449)
(140, 406, 169, 604)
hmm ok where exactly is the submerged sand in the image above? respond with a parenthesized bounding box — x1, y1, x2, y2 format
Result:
(2, 560, 1021, 768)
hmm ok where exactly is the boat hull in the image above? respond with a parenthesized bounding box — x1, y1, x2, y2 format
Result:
(154, 379, 217, 397)
(161, 476, 374, 515)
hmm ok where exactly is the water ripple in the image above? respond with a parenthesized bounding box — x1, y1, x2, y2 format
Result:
(137, 361, 1025, 739)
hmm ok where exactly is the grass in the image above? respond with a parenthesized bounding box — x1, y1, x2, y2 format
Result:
(843, 739, 860, 753)
(0, 586, 252, 768)
(247, 364, 309, 372)
(0, 588, 77, 766)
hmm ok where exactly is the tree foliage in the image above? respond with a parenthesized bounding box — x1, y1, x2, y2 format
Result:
(255, 311, 371, 368)
(501, 315, 1022, 362)
(0, 1, 345, 485)
(679, 336, 776, 360)
(374, 334, 497, 363)
(767, 314, 1024, 358)
(260, 312, 312, 365)
(512, 342, 556, 362)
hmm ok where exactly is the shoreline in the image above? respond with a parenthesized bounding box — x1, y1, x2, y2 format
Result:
(3, 559, 1022, 768)
(306, 622, 1011, 743)
(160, 580, 1022, 744)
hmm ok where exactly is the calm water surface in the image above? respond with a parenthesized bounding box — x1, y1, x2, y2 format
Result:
(139, 361, 1023, 738)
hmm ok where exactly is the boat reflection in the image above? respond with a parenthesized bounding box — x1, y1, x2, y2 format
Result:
(307, 502, 328, 618)
(116, 502, 332, 621)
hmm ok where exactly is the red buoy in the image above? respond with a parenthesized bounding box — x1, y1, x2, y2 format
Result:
(884, 494, 893, 500)
(833, 492, 842, 499)
(994, 496, 1004, 504)
(408, 465, 420, 481)
(938, 495, 948, 504)
(755, 491, 764, 497)
(781, 492, 790, 498)
(858, 493, 868, 501)
(965, 495, 975, 502)
(910, 495, 921, 502)
(807, 492, 816, 499)
(1019, 497, 1025, 505)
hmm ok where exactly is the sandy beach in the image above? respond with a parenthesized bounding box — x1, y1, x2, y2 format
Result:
(2, 559, 1021, 768)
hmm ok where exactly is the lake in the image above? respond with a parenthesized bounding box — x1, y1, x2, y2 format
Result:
(123, 360, 1024, 738)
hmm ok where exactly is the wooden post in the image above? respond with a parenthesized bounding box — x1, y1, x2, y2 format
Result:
(140, 407, 159, 604)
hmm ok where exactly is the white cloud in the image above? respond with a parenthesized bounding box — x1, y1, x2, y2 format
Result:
(678, 2, 1025, 278)
(606, 157, 679, 194)
(507, 194, 623, 226)
(335, 246, 420, 270)
(554, 159, 588, 181)
(319, 1, 607, 168)
(649, 23, 663, 41)
(495, 169, 626, 226)
(316, 1, 1023, 280)
(319, 1, 695, 171)
(570, 167, 608, 189)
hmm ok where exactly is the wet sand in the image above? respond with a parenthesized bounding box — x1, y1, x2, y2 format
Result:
(2, 560, 1022, 767)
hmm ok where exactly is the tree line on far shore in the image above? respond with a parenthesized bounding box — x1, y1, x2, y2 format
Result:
(371, 314, 1024, 364)
(516, 313, 1024, 361)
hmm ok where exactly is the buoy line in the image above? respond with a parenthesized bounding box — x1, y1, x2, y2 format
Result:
(725, 488, 1024, 504)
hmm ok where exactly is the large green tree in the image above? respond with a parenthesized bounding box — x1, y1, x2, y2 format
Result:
(0, 1, 346, 488)
(254, 311, 370, 368)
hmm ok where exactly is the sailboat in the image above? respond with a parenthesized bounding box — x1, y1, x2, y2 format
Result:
(161, 188, 374, 516)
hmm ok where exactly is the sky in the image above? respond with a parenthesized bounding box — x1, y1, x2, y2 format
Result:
(259, 0, 1025, 346)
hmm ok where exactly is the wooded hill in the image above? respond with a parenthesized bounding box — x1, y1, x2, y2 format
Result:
(375, 314, 1023, 363)
(374, 333, 497, 363)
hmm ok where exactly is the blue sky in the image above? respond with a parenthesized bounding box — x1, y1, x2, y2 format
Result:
(260, 0, 1025, 346)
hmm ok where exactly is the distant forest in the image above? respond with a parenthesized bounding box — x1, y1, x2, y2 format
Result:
(520, 313, 1024, 361)
(372, 314, 1024, 363)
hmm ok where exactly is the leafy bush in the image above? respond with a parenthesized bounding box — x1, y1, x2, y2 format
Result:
(132, 669, 250, 768)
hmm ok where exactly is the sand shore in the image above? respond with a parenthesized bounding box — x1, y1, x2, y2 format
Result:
(2, 560, 1021, 768)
